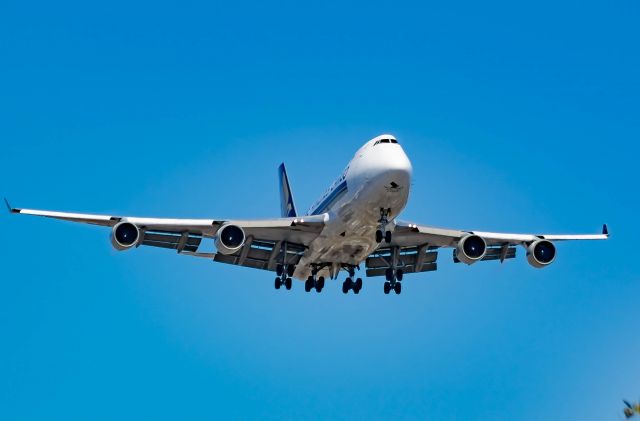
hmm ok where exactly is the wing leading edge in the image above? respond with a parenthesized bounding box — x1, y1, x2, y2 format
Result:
(392, 221, 609, 248)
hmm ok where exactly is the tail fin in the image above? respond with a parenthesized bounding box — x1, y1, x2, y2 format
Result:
(278, 163, 297, 218)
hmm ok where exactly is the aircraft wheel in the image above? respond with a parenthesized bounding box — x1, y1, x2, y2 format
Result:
(396, 269, 404, 281)
(376, 230, 383, 243)
(276, 265, 284, 277)
(287, 265, 295, 277)
(354, 278, 363, 292)
(394, 282, 402, 295)
(305, 277, 313, 292)
(385, 231, 392, 243)
(285, 278, 292, 290)
(385, 268, 394, 282)
(316, 277, 325, 291)
(384, 282, 391, 294)
(275, 278, 281, 290)
(343, 277, 352, 294)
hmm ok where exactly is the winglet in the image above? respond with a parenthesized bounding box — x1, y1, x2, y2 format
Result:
(603, 224, 609, 236)
(4, 198, 18, 214)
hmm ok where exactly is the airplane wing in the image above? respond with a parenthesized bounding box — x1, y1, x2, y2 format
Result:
(5, 199, 326, 273)
(365, 219, 608, 278)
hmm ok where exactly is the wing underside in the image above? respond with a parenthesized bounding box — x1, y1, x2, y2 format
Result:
(364, 221, 607, 277)
(6, 200, 325, 274)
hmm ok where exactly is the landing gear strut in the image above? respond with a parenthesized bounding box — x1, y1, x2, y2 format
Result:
(342, 266, 363, 295)
(376, 208, 392, 244)
(274, 242, 295, 291)
(382, 247, 403, 295)
(275, 263, 294, 291)
(383, 268, 403, 295)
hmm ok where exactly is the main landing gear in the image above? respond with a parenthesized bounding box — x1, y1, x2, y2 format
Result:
(383, 267, 403, 295)
(305, 266, 325, 293)
(376, 208, 392, 244)
(342, 266, 363, 295)
(275, 263, 294, 291)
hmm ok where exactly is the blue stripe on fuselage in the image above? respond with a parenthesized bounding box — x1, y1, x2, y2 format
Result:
(309, 180, 348, 215)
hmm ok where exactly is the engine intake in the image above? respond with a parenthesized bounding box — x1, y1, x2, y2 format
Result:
(456, 234, 487, 265)
(111, 222, 140, 251)
(215, 224, 246, 255)
(527, 240, 556, 268)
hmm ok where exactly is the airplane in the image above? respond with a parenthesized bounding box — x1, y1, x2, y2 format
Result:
(5, 134, 609, 295)
(625, 400, 640, 419)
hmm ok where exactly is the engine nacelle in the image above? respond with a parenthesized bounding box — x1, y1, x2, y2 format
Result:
(110, 222, 140, 251)
(215, 224, 246, 255)
(527, 240, 556, 268)
(456, 234, 487, 265)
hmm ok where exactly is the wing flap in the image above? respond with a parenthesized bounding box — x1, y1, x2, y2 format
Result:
(141, 230, 203, 253)
(212, 239, 306, 272)
(366, 245, 439, 277)
(366, 263, 437, 278)
(453, 245, 517, 263)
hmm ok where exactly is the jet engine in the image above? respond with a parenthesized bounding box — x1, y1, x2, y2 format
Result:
(526, 240, 556, 268)
(110, 222, 140, 251)
(456, 234, 487, 265)
(215, 224, 246, 255)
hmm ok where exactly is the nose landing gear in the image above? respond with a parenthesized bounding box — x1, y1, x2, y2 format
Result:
(376, 208, 393, 244)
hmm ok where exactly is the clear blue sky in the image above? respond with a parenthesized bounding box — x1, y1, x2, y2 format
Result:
(1, 1, 638, 419)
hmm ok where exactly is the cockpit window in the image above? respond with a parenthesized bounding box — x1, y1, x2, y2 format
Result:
(374, 138, 399, 146)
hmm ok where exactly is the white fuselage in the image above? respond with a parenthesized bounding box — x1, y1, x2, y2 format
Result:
(294, 135, 413, 280)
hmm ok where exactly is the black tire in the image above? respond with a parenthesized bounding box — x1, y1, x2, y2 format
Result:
(394, 282, 402, 295)
(355, 278, 363, 290)
(305, 277, 313, 292)
(285, 278, 292, 290)
(376, 230, 383, 243)
(276, 265, 284, 277)
(317, 277, 325, 290)
(397, 270, 404, 281)
(275, 277, 281, 290)
(385, 231, 392, 244)
(342, 281, 349, 294)
(384, 282, 391, 294)
(385, 268, 394, 282)
(287, 265, 295, 277)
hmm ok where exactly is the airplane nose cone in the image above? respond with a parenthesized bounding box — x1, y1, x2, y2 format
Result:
(369, 145, 413, 189)
(386, 147, 413, 177)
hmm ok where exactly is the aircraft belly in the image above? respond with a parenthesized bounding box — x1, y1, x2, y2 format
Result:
(293, 180, 408, 280)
